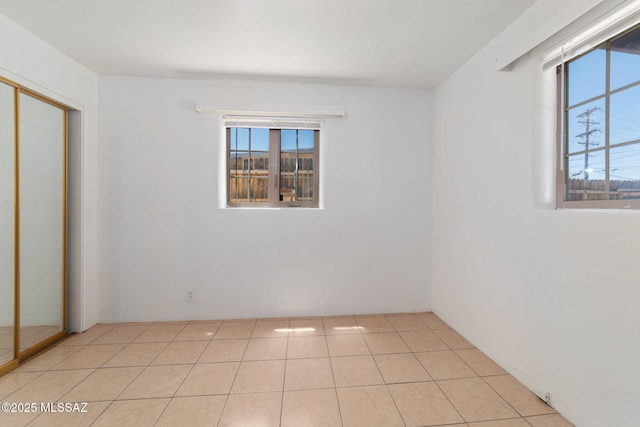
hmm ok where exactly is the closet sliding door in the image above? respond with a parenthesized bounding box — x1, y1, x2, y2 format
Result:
(0, 82, 15, 369)
(18, 92, 66, 355)
(0, 78, 67, 375)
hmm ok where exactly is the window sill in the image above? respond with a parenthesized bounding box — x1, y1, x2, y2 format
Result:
(556, 200, 640, 210)
(554, 206, 640, 213)
(218, 206, 323, 211)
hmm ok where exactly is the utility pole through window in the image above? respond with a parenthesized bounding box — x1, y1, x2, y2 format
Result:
(575, 107, 602, 180)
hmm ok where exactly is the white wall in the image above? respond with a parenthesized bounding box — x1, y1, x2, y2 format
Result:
(0, 13, 99, 332)
(432, 2, 640, 426)
(98, 77, 432, 322)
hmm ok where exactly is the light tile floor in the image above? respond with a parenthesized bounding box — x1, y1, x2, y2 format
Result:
(0, 326, 61, 366)
(0, 313, 574, 427)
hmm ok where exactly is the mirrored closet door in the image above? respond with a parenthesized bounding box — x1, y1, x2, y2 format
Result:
(0, 78, 67, 375)
(18, 92, 66, 353)
(0, 81, 15, 368)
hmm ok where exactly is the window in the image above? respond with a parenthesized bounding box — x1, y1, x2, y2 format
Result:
(557, 23, 640, 208)
(226, 118, 319, 207)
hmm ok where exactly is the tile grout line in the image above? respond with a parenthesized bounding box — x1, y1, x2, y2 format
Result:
(214, 318, 257, 427)
(369, 353, 408, 426)
(479, 374, 535, 420)
(150, 322, 223, 426)
(278, 318, 291, 427)
(380, 313, 432, 427)
(89, 334, 163, 426)
(437, 333, 537, 423)
(404, 313, 467, 426)
(323, 332, 345, 427)
(431, 376, 468, 425)
(151, 333, 213, 426)
(24, 367, 101, 427)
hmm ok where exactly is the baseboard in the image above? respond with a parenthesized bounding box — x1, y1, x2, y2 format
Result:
(432, 308, 586, 427)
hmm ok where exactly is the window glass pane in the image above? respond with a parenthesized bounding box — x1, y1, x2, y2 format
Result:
(250, 178, 269, 201)
(229, 177, 249, 202)
(567, 48, 606, 106)
(297, 130, 314, 150)
(280, 129, 314, 202)
(609, 143, 640, 199)
(250, 128, 269, 151)
(281, 129, 297, 152)
(250, 154, 269, 171)
(567, 151, 607, 201)
(229, 150, 249, 202)
(249, 150, 269, 202)
(280, 153, 296, 202)
(610, 84, 640, 146)
(229, 128, 235, 147)
(228, 127, 270, 203)
(229, 147, 248, 202)
(229, 150, 247, 172)
(297, 177, 314, 201)
(567, 99, 605, 154)
(282, 129, 313, 151)
(233, 128, 249, 150)
(611, 26, 640, 90)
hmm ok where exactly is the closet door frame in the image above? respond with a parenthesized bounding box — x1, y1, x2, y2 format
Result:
(0, 75, 68, 374)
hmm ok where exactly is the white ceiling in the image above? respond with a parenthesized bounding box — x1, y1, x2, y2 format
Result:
(0, 0, 537, 89)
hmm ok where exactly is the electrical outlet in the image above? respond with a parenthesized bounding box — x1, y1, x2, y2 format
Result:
(185, 289, 194, 302)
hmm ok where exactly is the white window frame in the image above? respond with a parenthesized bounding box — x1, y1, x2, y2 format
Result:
(225, 117, 320, 208)
(555, 17, 640, 209)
